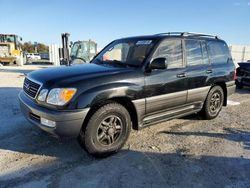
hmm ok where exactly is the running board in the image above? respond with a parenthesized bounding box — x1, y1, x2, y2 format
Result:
(141, 103, 202, 127)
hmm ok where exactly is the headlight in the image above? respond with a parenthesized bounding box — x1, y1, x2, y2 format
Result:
(46, 88, 77, 106)
(37, 89, 48, 101)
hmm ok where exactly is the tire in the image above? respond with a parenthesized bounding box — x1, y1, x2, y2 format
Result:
(78, 102, 131, 157)
(202, 86, 224, 120)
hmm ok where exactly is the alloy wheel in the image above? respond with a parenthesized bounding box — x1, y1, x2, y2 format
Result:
(96, 115, 123, 146)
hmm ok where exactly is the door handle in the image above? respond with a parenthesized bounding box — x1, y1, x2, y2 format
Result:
(206, 69, 213, 74)
(177, 72, 186, 78)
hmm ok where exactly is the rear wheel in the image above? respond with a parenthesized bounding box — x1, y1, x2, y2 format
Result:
(78, 102, 131, 157)
(202, 86, 224, 120)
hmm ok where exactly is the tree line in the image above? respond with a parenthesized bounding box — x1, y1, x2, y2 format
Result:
(21, 42, 49, 53)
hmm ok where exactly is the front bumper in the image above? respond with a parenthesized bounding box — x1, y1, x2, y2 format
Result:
(226, 81, 236, 96)
(19, 91, 89, 137)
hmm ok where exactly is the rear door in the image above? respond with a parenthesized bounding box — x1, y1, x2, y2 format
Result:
(144, 38, 188, 115)
(207, 40, 235, 81)
(185, 39, 211, 104)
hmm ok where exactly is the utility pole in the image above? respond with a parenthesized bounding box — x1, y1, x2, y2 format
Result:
(242, 46, 246, 62)
(34, 42, 38, 53)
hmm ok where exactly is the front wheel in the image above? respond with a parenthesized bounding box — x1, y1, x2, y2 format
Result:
(78, 102, 131, 157)
(202, 86, 224, 120)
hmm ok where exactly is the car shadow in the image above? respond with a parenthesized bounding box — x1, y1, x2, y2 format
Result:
(158, 127, 250, 150)
(235, 87, 250, 94)
(0, 88, 249, 187)
(178, 113, 203, 121)
(0, 147, 250, 187)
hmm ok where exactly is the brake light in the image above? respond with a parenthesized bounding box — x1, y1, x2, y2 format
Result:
(234, 69, 237, 80)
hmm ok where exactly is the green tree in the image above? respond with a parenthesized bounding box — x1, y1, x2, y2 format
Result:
(21, 42, 35, 53)
(37, 43, 49, 52)
(21, 42, 49, 53)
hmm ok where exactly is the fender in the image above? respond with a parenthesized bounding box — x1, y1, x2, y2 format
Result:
(76, 82, 144, 109)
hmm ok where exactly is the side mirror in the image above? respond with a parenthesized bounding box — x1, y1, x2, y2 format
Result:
(150, 57, 167, 70)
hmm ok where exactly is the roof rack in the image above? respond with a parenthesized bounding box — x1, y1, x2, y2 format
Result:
(155, 32, 220, 39)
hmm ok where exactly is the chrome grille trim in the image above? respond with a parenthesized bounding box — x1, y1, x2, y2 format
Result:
(23, 77, 42, 99)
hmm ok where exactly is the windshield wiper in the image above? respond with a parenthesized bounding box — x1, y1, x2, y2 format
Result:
(109, 60, 140, 68)
(103, 60, 127, 67)
(125, 63, 140, 68)
(93, 58, 103, 64)
(94, 59, 139, 68)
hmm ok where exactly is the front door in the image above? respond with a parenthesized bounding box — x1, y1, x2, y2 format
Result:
(144, 39, 188, 115)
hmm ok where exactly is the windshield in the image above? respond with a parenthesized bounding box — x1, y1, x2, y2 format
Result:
(0, 35, 22, 50)
(93, 39, 156, 67)
(70, 43, 79, 57)
(0, 35, 16, 43)
(70, 42, 89, 61)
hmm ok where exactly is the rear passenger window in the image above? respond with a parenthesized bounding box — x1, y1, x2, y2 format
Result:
(153, 39, 183, 69)
(185, 40, 203, 66)
(201, 41, 209, 64)
(207, 41, 230, 64)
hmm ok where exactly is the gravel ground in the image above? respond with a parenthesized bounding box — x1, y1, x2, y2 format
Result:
(0, 65, 250, 188)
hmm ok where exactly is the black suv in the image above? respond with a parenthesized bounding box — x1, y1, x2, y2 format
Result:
(19, 32, 236, 157)
(236, 62, 250, 89)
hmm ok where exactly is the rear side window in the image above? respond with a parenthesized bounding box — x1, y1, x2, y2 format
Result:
(185, 40, 203, 66)
(207, 41, 230, 64)
(153, 39, 183, 69)
(201, 41, 209, 64)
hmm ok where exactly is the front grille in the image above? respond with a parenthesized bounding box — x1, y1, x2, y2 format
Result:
(23, 77, 41, 98)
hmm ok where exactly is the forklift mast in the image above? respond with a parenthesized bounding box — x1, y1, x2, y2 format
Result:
(59, 32, 98, 65)
(59, 33, 70, 66)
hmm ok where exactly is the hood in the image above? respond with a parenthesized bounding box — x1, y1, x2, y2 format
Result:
(28, 63, 133, 86)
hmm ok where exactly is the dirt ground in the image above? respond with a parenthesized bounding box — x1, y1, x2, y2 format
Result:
(0, 65, 250, 188)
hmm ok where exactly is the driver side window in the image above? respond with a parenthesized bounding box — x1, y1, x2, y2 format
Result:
(77, 43, 88, 58)
(153, 39, 183, 69)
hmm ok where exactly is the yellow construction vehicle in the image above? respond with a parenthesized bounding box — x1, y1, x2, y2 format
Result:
(0, 34, 23, 65)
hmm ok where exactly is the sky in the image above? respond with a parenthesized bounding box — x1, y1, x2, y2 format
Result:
(0, 0, 250, 48)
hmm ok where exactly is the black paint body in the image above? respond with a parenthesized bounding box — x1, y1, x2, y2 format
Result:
(19, 34, 236, 137)
(236, 63, 250, 87)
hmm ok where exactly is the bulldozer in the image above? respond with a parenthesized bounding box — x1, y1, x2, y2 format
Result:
(0, 34, 23, 65)
(59, 33, 97, 66)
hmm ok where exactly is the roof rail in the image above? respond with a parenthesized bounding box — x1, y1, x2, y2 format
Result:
(155, 32, 183, 36)
(155, 32, 220, 39)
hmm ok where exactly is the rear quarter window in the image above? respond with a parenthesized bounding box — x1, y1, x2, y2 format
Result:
(207, 40, 230, 64)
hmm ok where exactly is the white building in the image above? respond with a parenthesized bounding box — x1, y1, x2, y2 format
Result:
(229, 45, 250, 63)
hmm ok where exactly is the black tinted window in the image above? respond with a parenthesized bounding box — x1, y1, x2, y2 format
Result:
(94, 39, 155, 67)
(185, 40, 203, 66)
(207, 41, 230, 64)
(153, 39, 183, 69)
